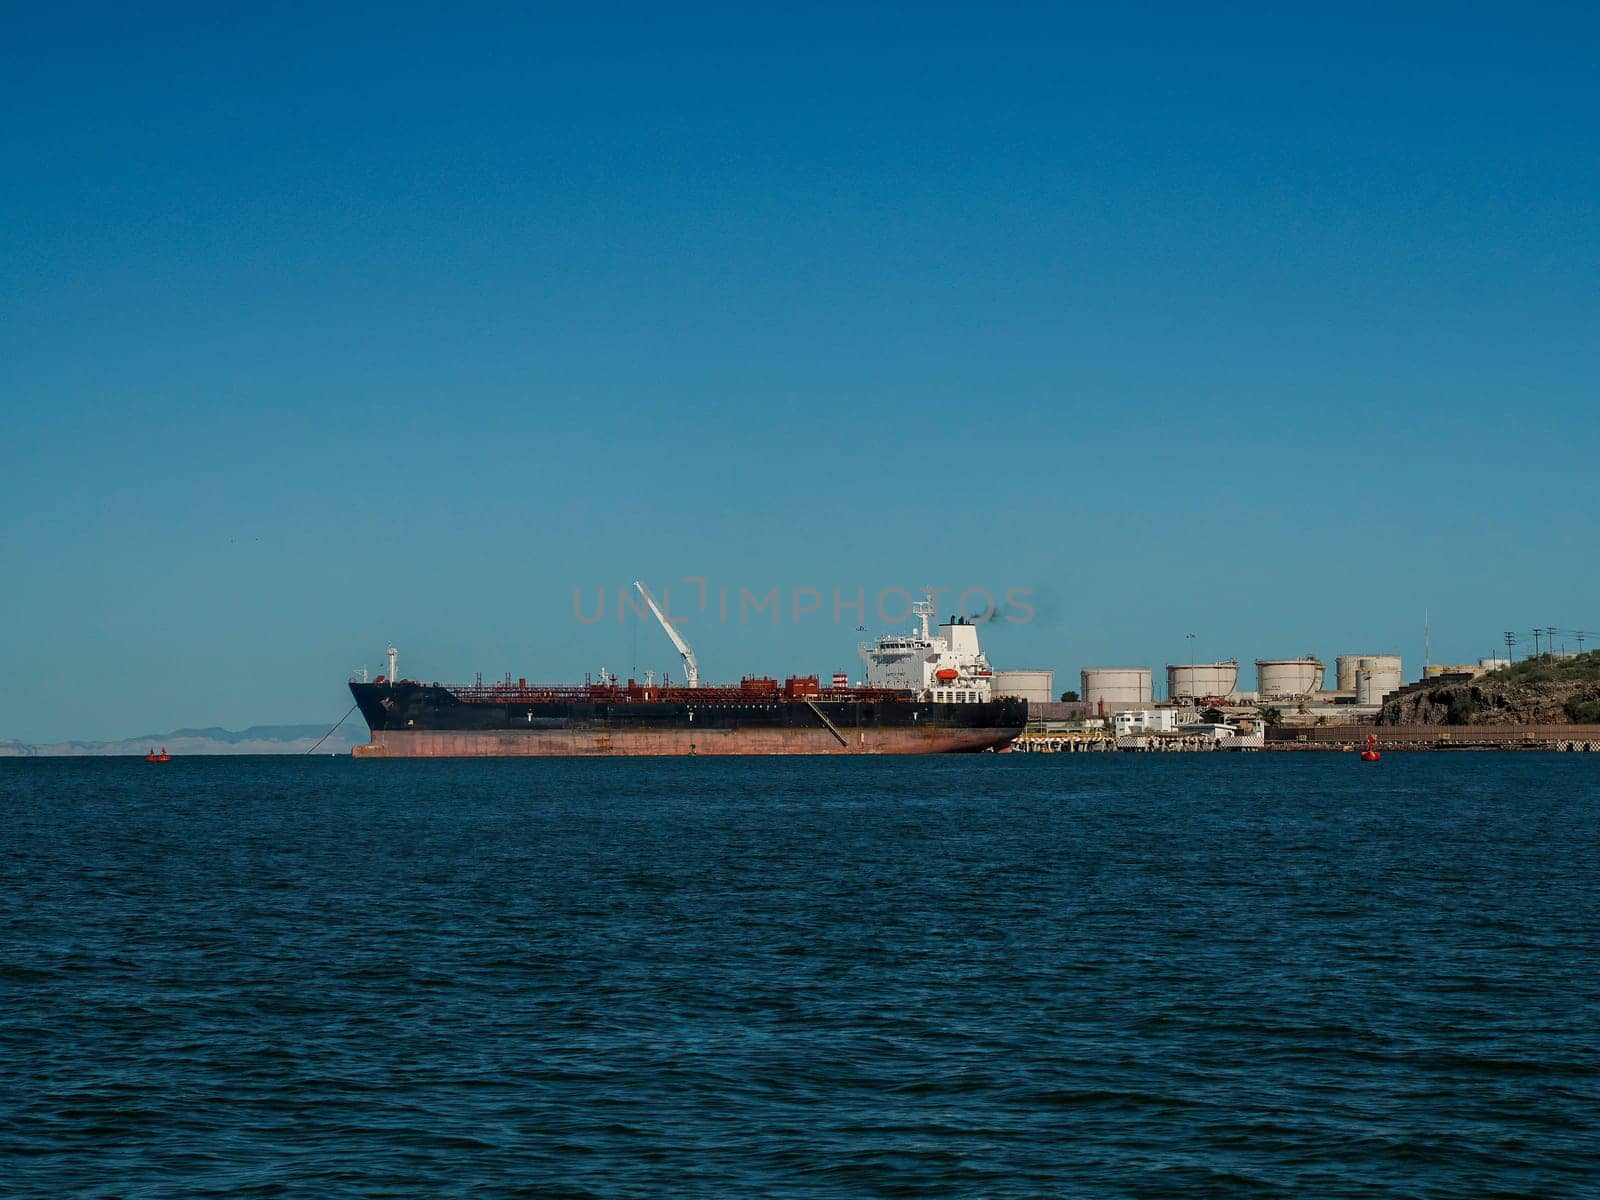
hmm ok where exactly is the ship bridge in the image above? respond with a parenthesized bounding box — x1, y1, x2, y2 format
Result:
(859, 598, 996, 703)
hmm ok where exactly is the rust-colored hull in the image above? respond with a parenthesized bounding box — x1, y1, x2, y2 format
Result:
(353, 726, 1014, 757)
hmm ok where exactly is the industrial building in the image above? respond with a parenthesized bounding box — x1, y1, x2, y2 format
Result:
(1061, 646, 1416, 728)
(1029, 628, 1573, 745)
(1114, 709, 1179, 735)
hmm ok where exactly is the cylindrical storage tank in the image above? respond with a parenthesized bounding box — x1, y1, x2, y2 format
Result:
(1356, 657, 1403, 706)
(1335, 655, 1369, 692)
(1166, 660, 1239, 700)
(1256, 657, 1326, 697)
(990, 669, 1054, 704)
(1362, 654, 1402, 678)
(1424, 664, 1451, 679)
(1478, 657, 1510, 673)
(1081, 668, 1152, 708)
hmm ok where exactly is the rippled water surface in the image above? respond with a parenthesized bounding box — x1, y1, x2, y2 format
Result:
(3, 754, 1597, 1197)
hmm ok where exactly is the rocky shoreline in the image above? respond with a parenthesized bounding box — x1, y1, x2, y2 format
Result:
(1378, 651, 1600, 728)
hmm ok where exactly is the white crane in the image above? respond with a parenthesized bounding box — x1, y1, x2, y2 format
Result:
(634, 580, 699, 688)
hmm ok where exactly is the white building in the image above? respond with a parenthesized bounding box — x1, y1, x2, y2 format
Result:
(1178, 723, 1237, 741)
(1114, 709, 1180, 735)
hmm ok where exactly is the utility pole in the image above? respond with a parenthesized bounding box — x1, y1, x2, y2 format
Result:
(1504, 630, 1516, 664)
(1533, 628, 1542, 658)
(1578, 630, 1588, 655)
(1186, 633, 1196, 706)
(1547, 626, 1559, 657)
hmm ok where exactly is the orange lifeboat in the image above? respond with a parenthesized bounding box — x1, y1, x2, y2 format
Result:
(935, 668, 960, 681)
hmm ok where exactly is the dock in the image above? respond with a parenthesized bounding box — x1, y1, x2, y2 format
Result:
(1266, 724, 1600, 751)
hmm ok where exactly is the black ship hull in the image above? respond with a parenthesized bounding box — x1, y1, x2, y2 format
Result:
(349, 682, 1026, 757)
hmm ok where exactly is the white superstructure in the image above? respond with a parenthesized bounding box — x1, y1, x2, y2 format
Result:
(860, 599, 996, 702)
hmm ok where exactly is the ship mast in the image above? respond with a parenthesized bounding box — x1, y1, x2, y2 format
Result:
(634, 581, 699, 688)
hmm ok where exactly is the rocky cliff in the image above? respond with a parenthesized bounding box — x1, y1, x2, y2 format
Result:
(1378, 652, 1600, 726)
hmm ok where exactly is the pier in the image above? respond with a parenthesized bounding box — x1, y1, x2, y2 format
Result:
(1266, 724, 1600, 751)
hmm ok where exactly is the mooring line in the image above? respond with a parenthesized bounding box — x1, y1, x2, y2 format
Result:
(306, 702, 359, 755)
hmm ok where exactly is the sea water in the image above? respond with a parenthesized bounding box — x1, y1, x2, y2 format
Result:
(3, 754, 1596, 1197)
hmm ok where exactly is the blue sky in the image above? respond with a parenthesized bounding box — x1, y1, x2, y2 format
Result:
(3, 3, 1597, 741)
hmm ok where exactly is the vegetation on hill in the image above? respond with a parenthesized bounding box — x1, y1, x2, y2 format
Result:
(1474, 650, 1600, 687)
(1380, 651, 1600, 726)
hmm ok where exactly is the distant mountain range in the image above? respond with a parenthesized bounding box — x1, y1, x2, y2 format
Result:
(0, 723, 366, 757)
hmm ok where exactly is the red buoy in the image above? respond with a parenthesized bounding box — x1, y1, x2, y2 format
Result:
(1360, 734, 1381, 762)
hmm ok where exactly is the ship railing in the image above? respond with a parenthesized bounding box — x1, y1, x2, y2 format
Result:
(443, 683, 914, 704)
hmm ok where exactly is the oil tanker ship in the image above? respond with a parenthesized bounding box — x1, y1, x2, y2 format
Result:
(349, 590, 1025, 757)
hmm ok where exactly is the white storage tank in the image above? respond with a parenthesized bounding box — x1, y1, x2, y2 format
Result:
(1356, 657, 1404, 706)
(1081, 668, 1152, 708)
(1256, 657, 1326, 697)
(1478, 657, 1511, 674)
(1335, 654, 1375, 693)
(1166, 660, 1239, 701)
(990, 669, 1055, 704)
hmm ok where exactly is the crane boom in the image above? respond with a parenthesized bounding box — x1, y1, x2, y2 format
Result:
(634, 581, 699, 688)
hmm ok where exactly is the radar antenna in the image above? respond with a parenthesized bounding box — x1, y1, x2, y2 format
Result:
(634, 581, 699, 688)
